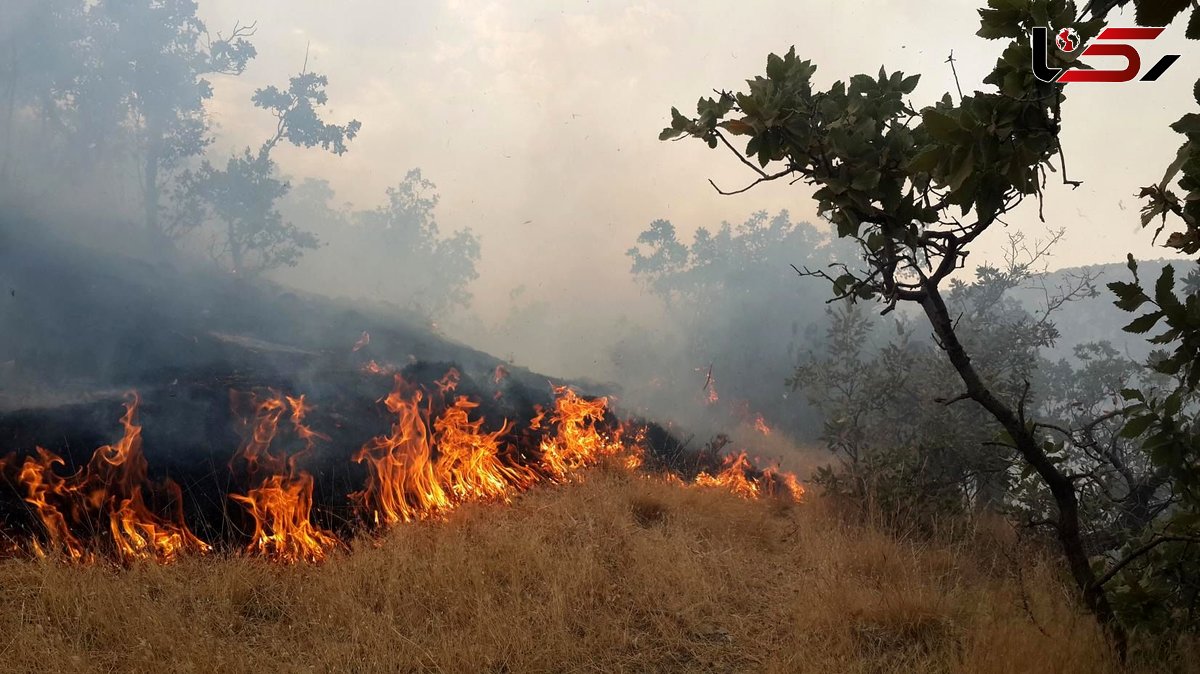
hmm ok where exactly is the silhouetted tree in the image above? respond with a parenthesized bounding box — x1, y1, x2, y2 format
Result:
(275, 169, 481, 316)
(659, 0, 1135, 648)
(180, 70, 360, 275)
(625, 210, 846, 436)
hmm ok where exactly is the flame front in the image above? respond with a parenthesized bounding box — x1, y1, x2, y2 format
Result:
(353, 377, 645, 528)
(228, 392, 338, 563)
(351, 372, 539, 526)
(753, 414, 772, 436)
(696, 451, 805, 503)
(14, 394, 208, 562)
(2, 369, 804, 565)
(538, 386, 640, 478)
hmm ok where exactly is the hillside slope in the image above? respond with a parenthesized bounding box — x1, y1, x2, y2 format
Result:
(1009, 258, 1190, 363)
(0, 468, 1131, 674)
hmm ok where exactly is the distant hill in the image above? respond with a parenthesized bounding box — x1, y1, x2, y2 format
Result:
(1009, 258, 1192, 364)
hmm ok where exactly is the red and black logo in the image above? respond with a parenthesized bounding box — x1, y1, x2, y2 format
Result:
(1032, 26, 1180, 83)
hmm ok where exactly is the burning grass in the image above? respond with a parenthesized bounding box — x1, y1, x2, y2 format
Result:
(0, 469, 1158, 673)
(0, 367, 803, 564)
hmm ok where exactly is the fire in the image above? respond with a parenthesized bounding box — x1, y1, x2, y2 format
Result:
(695, 451, 804, 503)
(434, 395, 537, 500)
(17, 448, 88, 562)
(14, 394, 208, 562)
(695, 451, 761, 499)
(351, 372, 538, 526)
(537, 385, 641, 478)
(362, 360, 396, 376)
(493, 365, 509, 400)
(1, 369, 804, 565)
(228, 391, 338, 563)
(698, 364, 719, 404)
(753, 414, 772, 436)
(352, 378, 648, 528)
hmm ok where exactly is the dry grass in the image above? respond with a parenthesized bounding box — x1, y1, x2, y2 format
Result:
(0, 466, 1179, 673)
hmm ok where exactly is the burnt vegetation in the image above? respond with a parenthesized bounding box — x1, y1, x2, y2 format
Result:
(2, 0, 1200, 670)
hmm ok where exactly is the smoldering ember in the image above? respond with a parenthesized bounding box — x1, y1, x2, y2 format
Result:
(1, 0, 1199, 672)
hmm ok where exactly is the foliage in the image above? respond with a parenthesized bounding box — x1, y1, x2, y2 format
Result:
(792, 302, 984, 523)
(280, 169, 481, 315)
(178, 148, 315, 273)
(659, 0, 1156, 649)
(624, 210, 844, 436)
(1100, 9, 1200, 631)
(1, 0, 257, 236)
(792, 252, 1135, 534)
(252, 71, 362, 157)
(179, 69, 360, 276)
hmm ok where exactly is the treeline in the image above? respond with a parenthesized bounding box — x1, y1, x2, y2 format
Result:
(0, 0, 478, 315)
(658, 0, 1200, 661)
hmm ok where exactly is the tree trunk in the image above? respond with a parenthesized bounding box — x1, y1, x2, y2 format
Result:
(919, 284, 1128, 658)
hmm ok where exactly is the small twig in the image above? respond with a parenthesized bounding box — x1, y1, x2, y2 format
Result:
(935, 392, 972, 406)
(1093, 536, 1200, 589)
(1057, 140, 1082, 189)
(945, 51, 964, 100)
(1008, 542, 1053, 638)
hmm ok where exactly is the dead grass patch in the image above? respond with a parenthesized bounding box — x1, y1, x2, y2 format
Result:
(0, 469, 1178, 672)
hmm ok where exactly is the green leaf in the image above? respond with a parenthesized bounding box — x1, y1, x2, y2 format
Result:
(1121, 388, 1146, 402)
(1170, 113, 1200, 135)
(851, 170, 881, 191)
(1121, 413, 1155, 439)
(1109, 280, 1151, 312)
(947, 147, 976, 191)
(1136, 0, 1190, 28)
(900, 73, 920, 94)
(1156, 265, 1177, 305)
(719, 118, 755, 136)
(1188, 8, 1200, 40)
(670, 107, 689, 129)
(1125, 311, 1165, 334)
(1164, 390, 1184, 417)
(1160, 142, 1192, 190)
(922, 109, 961, 141)
(976, 7, 1023, 39)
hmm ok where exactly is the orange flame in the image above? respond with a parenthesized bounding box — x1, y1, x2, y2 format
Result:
(1, 371, 804, 565)
(352, 378, 646, 528)
(362, 360, 396, 376)
(695, 451, 804, 503)
(537, 386, 640, 478)
(228, 391, 338, 563)
(15, 394, 208, 563)
(351, 374, 538, 526)
(753, 414, 772, 436)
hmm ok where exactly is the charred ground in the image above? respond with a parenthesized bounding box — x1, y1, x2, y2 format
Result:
(0, 216, 749, 556)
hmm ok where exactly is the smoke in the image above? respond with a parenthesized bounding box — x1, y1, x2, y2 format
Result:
(1, 0, 1193, 466)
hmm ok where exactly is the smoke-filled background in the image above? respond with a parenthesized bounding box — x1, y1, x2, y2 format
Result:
(0, 0, 1192, 453)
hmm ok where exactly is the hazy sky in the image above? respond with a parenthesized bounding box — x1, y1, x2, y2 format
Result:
(199, 0, 1196, 324)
